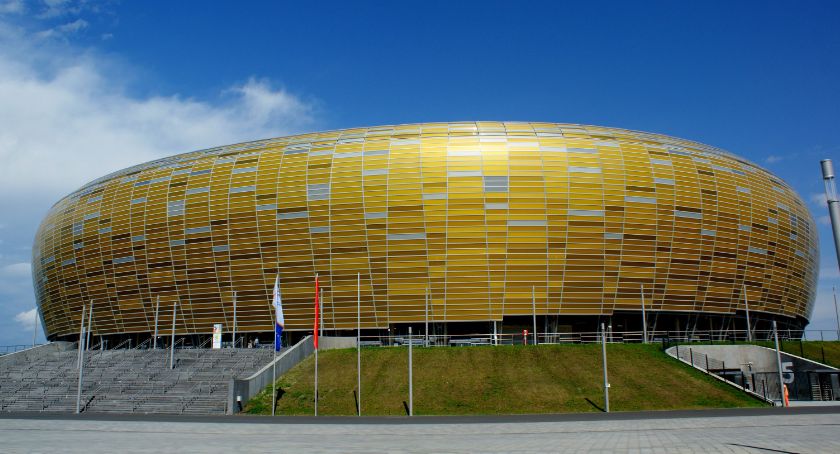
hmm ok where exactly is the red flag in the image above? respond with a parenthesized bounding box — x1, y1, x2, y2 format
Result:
(314, 274, 319, 350)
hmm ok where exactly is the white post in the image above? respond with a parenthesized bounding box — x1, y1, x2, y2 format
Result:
(773, 320, 786, 407)
(170, 301, 177, 369)
(319, 293, 324, 338)
(425, 289, 429, 347)
(232, 291, 237, 348)
(408, 326, 413, 416)
(314, 343, 319, 416)
(641, 284, 648, 344)
(743, 284, 753, 342)
(357, 272, 361, 416)
(493, 320, 498, 346)
(32, 307, 38, 348)
(78, 301, 91, 369)
(75, 303, 86, 414)
(532, 286, 537, 345)
(153, 296, 160, 349)
(86, 302, 94, 351)
(601, 322, 609, 413)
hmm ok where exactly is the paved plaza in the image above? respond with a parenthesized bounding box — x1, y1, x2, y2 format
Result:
(1, 408, 838, 453)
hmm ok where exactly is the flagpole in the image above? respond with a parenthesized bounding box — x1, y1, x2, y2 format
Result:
(357, 272, 361, 416)
(232, 291, 237, 348)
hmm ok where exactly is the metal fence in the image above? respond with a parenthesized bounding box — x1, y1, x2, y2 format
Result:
(670, 345, 779, 403)
(0, 344, 45, 356)
(352, 328, 840, 347)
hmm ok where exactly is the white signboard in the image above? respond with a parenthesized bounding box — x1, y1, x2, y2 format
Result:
(212, 323, 223, 349)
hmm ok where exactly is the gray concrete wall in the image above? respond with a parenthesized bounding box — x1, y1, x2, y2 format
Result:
(0, 342, 72, 365)
(319, 336, 357, 350)
(668, 344, 838, 374)
(227, 336, 357, 414)
(666, 344, 839, 403)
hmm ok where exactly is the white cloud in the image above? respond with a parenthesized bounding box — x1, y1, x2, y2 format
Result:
(0, 27, 316, 202)
(818, 215, 831, 226)
(35, 17, 87, 39)
(14, 308, 38, 331)
(1, 262, 30, 277)
(0, 0, 25, 14)
(765, 155, 784, 164)
(0, 9, 320, 345)
(37, 0, 81, 19)
(810, 192, 828, 207)
(821, 267, 840, 281)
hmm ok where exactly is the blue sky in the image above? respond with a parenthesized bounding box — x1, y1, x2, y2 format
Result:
(0, 0, 838, 345)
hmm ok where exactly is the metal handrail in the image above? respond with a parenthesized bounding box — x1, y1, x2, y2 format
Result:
(197, 337, 212, 349)
(134, 338, 152, 350)
(350, 328, 840, 347)
(111, 338, 131, 350)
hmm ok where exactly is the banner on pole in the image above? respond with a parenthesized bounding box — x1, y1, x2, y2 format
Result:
(212, 323, 223, 349)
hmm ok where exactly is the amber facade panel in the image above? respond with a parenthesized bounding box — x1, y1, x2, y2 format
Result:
(32, 122, 819, 339)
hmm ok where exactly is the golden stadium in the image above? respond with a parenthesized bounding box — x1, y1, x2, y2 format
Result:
(32, 122, 818, 342)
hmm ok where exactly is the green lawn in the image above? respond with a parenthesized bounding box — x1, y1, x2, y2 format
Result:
(780, 341, 840, 368)
(245, 344, 765, 416)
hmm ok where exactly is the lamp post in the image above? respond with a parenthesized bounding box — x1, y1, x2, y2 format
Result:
(821, 159, 840, 277)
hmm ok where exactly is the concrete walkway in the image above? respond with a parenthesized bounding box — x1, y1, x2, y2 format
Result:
(1, 408, 838, 453)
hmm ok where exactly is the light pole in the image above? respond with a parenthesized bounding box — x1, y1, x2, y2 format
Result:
(532, 286, 537, 345)
(743, 284, 752, 342)
(75, 303, 87, 414)
(170, 301, 177, 369)
(153, 296, 160, 349)
(820, 160, 840, 277)
(408, 326, 413, 416)
(32, 308, 39, 348)
(773, 321, 786, 407)
(834, 286, 840, 341)
(357, 272, 361, 416)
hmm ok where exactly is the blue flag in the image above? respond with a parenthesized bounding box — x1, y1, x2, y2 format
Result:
(273, 275, 285, 351)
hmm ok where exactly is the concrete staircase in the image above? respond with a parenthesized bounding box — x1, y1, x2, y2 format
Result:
(0, 344, 275, 415)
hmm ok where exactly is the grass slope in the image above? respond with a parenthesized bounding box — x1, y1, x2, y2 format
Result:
(245, 344, 764, 416)
(780, 341, 840, 368)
